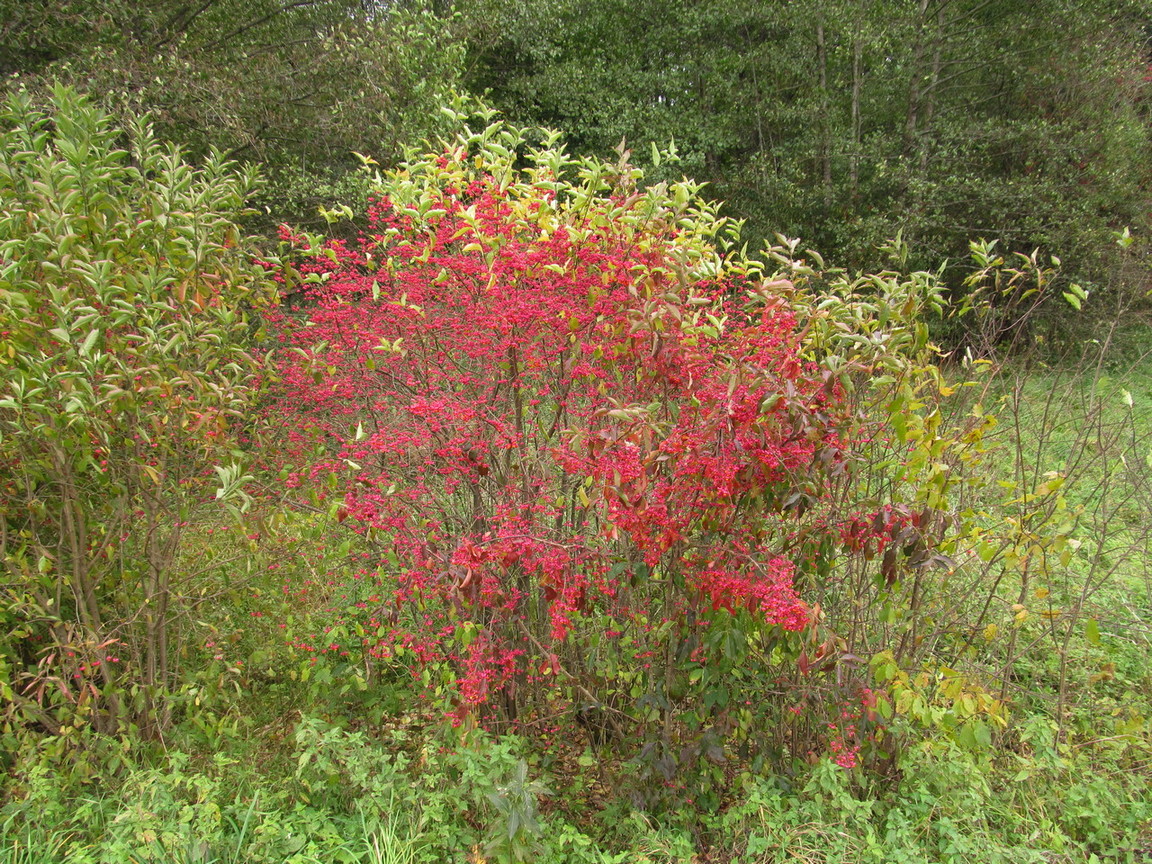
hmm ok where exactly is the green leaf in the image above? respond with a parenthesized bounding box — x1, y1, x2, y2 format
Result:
(1085, 618, 1100, 646)
(79, 328, 100, 356)
(972, 719, 992, 748)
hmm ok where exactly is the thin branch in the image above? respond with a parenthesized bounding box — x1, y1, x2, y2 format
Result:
(200, 0, 320, 54)
(154, 0, 220, 51)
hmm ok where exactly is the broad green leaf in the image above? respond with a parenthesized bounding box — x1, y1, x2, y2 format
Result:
(1085, 618, 1100, 646)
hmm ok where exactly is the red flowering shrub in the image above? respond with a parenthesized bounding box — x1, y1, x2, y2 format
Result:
(268, 120, 944, 778)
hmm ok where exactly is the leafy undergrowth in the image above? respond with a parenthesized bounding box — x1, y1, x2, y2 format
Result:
(6, 355, 1152, 856)
(2, 696, 1149, 863)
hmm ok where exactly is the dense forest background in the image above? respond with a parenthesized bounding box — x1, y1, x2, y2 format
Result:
(6, 0, 1151, 289)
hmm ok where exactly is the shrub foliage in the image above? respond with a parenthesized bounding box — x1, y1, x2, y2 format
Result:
(269, 112, 949, 784)
(0, 86, 274, 742)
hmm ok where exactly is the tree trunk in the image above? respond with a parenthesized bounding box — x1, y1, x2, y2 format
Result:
(919, 3, 946, 172)
(816, 22, 832, 207)
(850, 33, 862, 200)
(904, 0, 931, 152)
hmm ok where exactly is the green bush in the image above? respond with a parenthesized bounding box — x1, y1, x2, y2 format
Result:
(0, 84, 275, 750)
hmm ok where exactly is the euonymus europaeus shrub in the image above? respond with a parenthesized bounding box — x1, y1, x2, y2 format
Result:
(266, 110, 963, 791)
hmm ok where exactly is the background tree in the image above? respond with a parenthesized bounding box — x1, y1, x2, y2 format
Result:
(1, 0, 466, 227)
(464, 0, 1152, 317)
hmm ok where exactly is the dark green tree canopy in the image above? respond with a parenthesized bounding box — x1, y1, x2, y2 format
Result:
(2, 0, 466, 225)
(464, 0, 1152, 295)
